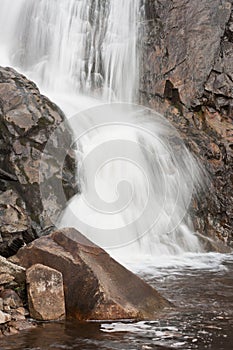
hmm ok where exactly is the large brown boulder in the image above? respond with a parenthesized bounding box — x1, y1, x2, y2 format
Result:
(141, 0, 233, 245)
(15, 228, 171, 321)
(0, 67, 77, 257)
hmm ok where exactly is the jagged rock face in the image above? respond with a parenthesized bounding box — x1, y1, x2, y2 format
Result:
(0, 67, 77, 257)
(140, 0, 233, 245)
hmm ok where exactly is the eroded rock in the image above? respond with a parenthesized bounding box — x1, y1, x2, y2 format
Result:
(16, 228, 171, 321)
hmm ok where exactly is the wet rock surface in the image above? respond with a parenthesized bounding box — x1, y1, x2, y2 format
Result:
(0, 67, 77, 257)
(16, 228, 171, 321)
(141, 0, 233, 245)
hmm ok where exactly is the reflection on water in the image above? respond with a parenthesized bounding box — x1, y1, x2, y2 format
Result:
(1, 254, 233, 350)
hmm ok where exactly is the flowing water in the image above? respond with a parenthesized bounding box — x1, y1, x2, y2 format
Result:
(0, 1, 232, 349)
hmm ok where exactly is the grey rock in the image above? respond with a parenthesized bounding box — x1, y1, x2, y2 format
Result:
(0, 67, 78, 257)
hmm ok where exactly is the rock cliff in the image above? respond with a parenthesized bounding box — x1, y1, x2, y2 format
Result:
(140, 0, 233, 244)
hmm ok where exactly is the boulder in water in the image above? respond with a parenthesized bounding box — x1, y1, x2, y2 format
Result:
(26, 264, 65, 321)
(16, 228, 171, 320)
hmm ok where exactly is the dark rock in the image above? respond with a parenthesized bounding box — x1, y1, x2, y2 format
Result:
(141, 0, 233, 245)
(26, 264, 65, 321)
(0, 67, 77, 257)
(16, 228, 171, 321)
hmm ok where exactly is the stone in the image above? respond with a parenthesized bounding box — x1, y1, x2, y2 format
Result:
(26, 264, 65, 321)
(0, 256, 25, 284)
(0, 274, 15, 285)
(16, 228, 171, 321)
(7, 327, 19, 335)
(0, 289, 23, 309)
(0, 311, 11, 324)
(8, 320, 35, 332)
(15, 307, 28, 316)
(0, 67, 77, 257)
(0, 189, 34, 257)
(10, 310, 26, 321)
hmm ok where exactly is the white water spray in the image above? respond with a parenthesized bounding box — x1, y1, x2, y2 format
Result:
(0, 0, 204, 258)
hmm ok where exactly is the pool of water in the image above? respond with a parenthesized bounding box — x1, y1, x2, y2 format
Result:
(1, 253, 233, 350)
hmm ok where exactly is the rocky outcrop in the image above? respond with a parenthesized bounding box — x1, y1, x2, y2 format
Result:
(140, 0, 233, 244)
(0, 67, 77, 257)
(0, 258, 35, 337)
(15, 228, 171, 321)
(26, 264, 65, 321)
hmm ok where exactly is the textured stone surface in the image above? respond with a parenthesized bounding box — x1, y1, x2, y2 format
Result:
(0, 256, 25, 284)
(0, 189, 31, 257)
(0, 67, 77, 257)
(26, 264, 65, 321)
(0, 274, 15, 285)
(141, 0, 233, 244)
(0, 285, 34, 337)
(16, 228, 171, 321)
(0, 289, 23, 310)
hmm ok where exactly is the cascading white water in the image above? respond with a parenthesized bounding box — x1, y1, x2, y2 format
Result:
(0, 0, 204, 259)
(0, 0, 140, 102)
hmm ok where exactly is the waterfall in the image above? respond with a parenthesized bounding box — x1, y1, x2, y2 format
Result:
(0, 0, 140, 102)
(0, 0, 204, 258)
